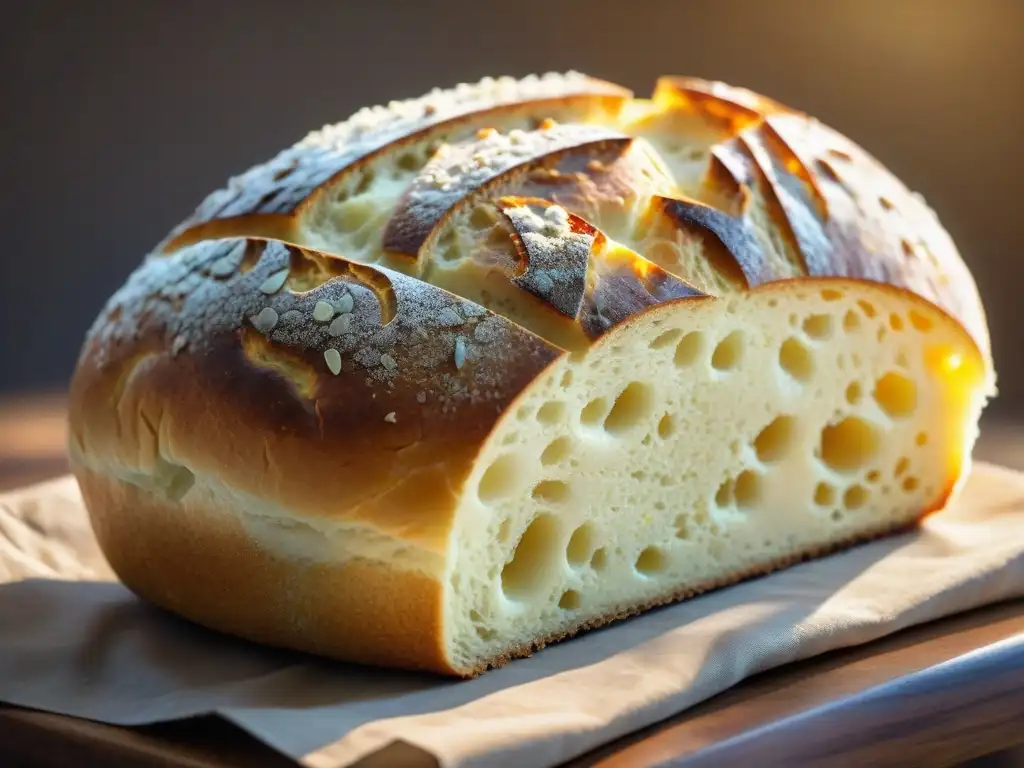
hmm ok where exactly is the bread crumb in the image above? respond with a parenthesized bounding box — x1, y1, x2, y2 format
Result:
(313, 300, 335, 322)
(437, 307, 464, 327)
(384, 411, 397, 423)
(416, 392, 427, 403)
(380, 353, 398, 371)
(259, 269, 289, 294)
(334, 293, 354, 314)
(328, 313, 353, 336)
(209, 255, 238, 278)
(454, 336, 467, 369)
(251, 307, 279, 333)
(324, 348, 342, 375)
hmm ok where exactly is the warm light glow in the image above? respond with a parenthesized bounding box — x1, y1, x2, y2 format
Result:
(943, 352, 963, 373)
(241, 328, 319, 399)
(600, 241, 657, 279)
(925, 344, 975, 381)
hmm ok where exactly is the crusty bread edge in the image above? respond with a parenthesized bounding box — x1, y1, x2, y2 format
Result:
(74, 463, 454, 673)
(74, 458, 958, 678)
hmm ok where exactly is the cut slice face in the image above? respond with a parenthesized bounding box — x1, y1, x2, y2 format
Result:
(441, 278, 990, 674)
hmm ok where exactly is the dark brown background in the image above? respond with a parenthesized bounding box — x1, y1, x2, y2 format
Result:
(2, 0, 1022, 415)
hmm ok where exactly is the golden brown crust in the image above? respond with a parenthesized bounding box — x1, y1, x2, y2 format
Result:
(383, 126, 629, 255)
(653, 75, 792, 128)
(632, 77, 989, 354)
(163, 74, 630, 252)
(68, 238, 561, 543)
(75, 465, 454, 673)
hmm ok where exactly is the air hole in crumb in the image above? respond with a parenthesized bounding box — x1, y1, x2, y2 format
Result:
(831, 509, 844, 523)
(478, 454, 522, 502)
(909, 310, 933, 332)
(537, 401, 566, 424)
(844, 484, 869, 510)
(354, 168, 375, 195)
(779, 337, 814, 382)
(754, 415, 798, 463)
(501, 514, 561, 601)
(580, 397, 608, 426)
(734, 471, 762, 509)
(604, 382, 654, 434)
(814, 482, 836, 506)
(821, 288, 843, 302)
(635, 547, 667, 576)
(857, 300, 878, 319)
(895, 456, 910, 477)
(803, 314, 833, 340)
(873, 371, 917, 418)
(819, 417, 881, 472)
(902, 476, 920, 492)
(397, 151, 420, 171)
(843, 309, 861, 333)
(566, 524, 595, 566)
(560, 369, 574, 388)
(651, 328, 683, 350)
(657, 413, 676, 439)
(674, 332, 704, 367)
(590, 548, 607, 571)
(558, 590, 581, 611)
(711, 331, 745, 371)
(469, 205, 496, 230)
(889, 313, 905, 332)
(532, 480, 571, 504)
(674, 514, 691, 540)
(845, 381, 863, 405)
(475, 624, 497, 641)
(541, 437, 572, 466)
(497, 518, 512, 542)
(715, 478, 734, 508)
(877, 326, 888, 343)
(916, 432, 929, 446)
(866, 469, 881, 484)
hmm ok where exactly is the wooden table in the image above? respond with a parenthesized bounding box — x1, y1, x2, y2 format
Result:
(2, 394, 1023, 768)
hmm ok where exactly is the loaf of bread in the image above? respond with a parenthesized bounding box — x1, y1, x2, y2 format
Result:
(68, 72, 996, 676)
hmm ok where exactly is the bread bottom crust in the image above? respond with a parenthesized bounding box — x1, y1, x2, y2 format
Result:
(75, 464, 952, 677)
(75, 465, 454, 673)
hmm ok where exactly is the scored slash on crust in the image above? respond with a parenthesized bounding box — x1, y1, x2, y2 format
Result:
(161, 73, 631, 252)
